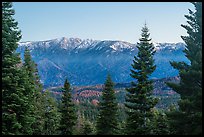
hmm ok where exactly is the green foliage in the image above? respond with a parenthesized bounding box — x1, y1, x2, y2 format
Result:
(82, 119, 94, 135)
(96, 74, 119, 135)
(23, 47, 46, 135)
(78, 100, 99, 122)
(59, 79, 77, 135)
(149, 109, 170, 135)
(43, 91, 61, 135)
(2, 2, 34, 135)
(31, 91, 46, 135)
(23, 47, 42, 90)
(125, 24, 158, 135)
(2, 2, 21, 57)
(2, 2, 201, 135)
(167, 2, 202, 135)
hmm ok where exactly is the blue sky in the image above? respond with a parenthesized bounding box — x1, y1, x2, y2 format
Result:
(13, 2, 194, 43)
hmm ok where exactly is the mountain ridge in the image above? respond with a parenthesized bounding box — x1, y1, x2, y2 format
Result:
(16, 37, 189, 87)
(18, 37, 185, 51)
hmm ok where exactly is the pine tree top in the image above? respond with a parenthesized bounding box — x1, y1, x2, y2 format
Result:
(64, 78, 71, 91)
(104, 73, 114, 88)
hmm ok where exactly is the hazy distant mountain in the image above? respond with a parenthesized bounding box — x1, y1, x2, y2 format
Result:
(16, 37, 189, 87)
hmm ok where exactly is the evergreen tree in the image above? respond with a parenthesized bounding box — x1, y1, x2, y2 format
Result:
(167, 2, 202, 135)
(43, 90, 61, 135)
(96, 74, 118, 135)
(23, 47, 42, 89)
(59, 79, 77, 135)
(23, 47, 45, 135)
(2, 2, 34, 135)
(125, 23, 158, 135)
(32, 91, 46, 135)
(74, 111, 84, 135)
(149, 109, 170, 135)
(82, 119, 94, 135)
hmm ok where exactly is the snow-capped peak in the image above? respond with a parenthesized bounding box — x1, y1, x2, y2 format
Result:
(152, 41, 185, 51)
(110, 41, 136, 51)
(18, 41, 32, 47)
(152, 42, 161, 50)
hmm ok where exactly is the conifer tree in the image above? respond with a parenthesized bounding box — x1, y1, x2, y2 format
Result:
(23, 47, 45, 135)
(23, 47, 42, 89)
(149, 109, 170, 135)
(96, 74, 118, 135)
(125, 24, 158, 135)
(2, 2, 34, 135)
(43, 90, 61, 135)
(59, 79, 77, 135)
(82, 119, 94, 135)
(32, 91, 46, 135)
(167, 2, 202, 135)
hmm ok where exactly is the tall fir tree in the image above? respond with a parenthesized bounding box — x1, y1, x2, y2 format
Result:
(125, 24, 158, 135)
(167, 2, 202, 135)
(23, 47, 45, 135)
(23, 47, 42, 89)
(2, 2, 34, 135)
(59, 79, 77, 135)
(96, 74, 118, 135)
